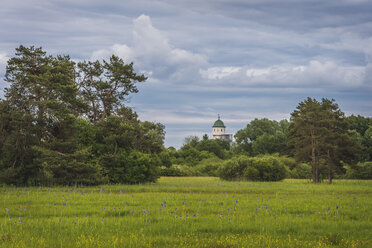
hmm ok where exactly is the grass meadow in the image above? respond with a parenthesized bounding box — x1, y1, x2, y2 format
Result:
(1, 177, 371, 247)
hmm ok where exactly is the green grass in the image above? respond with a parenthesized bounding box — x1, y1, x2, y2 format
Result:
(1, 177, 371, 247)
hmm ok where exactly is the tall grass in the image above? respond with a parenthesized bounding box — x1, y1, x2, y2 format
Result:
(1, 178, 371, 247)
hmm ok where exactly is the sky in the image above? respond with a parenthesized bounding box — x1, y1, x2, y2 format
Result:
(1, 0, 372, 148)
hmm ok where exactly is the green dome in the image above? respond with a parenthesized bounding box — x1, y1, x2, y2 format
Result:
(213, 116, 226, 128)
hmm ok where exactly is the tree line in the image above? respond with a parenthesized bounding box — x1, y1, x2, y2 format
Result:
(0, 46, 371, 185)
(161, 100, 372, 183)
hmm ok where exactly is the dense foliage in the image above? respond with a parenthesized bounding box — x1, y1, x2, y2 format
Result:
(218, 155, 287, 181)
(0, 46, 164, 185)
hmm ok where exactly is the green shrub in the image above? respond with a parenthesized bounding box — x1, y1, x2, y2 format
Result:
(289, 162, 312, 179)
(218, 156, 251, 180)
(344, 162, 372, 179)
(159, 165, 185, 176)
(159, 164, 196, 177)
(243, 166, 259, 180)
(250, 156, 287, 181)
(194, 157, 223, 176)
(219, 155, 286, 181)
(100, 150, 160, 184)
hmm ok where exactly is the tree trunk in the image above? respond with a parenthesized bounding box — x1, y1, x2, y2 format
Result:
(328, 149, 332, 184)
(312, 146, 316, 183)
(311, 130, 318, 183)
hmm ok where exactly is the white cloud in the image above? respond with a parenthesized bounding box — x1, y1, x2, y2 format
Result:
(91, 15, 207, 82)
(0, 53, 9, 94)
(92, 44, 133, 62)
(200, 66, 241, 80)
(0, 52, 8, 75)
(200, 60, 367, 88)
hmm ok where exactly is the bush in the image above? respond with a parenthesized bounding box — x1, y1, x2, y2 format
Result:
(194, 157, 223, 176)
(159, 164, 196, 177)
(100, 150, 160, 184)
(159, 165, 185, 176)
(218, 156, 251, 180)
(250, 156, 287, 181)
(344, 162, 372, 179)
(289, 162, 312, 179)
(243, 166, 259, 180)
(219, 155, 286, 181)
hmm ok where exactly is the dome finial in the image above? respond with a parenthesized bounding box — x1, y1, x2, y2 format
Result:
(218, 114, 220, 120)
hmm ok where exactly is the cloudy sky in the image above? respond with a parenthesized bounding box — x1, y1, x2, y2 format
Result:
(1, 0, 372, 148)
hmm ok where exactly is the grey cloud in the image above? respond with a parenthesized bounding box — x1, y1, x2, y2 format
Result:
(158, 0, 372, 31)
(1, 0, 372, 147)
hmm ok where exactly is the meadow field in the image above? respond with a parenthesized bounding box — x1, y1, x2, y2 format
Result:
(1, 177, 371, 248)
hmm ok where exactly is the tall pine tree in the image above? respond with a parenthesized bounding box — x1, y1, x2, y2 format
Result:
(288, 98, 359, 183)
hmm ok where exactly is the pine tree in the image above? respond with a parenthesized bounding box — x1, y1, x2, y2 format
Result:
(76, 55, 147, 123)
(289, 98, 359, 183)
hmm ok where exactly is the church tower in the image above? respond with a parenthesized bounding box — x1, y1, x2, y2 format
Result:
(212, 115, 232, 142)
